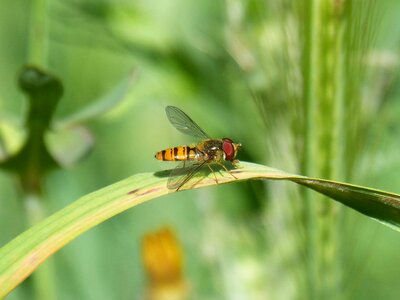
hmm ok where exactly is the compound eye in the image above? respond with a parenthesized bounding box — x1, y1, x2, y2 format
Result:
(222, 138, 234, 161)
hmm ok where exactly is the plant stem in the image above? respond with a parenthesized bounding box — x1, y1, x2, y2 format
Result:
(23, 0, 55, 298)
(23, 193, 56, 300)
(302, 0, 319, 298)
(303, 0, 349, 298)
(28, 0, 49, 67)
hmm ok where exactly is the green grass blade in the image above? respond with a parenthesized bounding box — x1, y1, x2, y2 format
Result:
(0, 161, 399, 297)
(291, 177, 400, 230)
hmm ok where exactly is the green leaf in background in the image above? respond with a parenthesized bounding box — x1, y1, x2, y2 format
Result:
(0, 161, 399, 297)
(45, 70, 138, 167)
(45, 125, 94, 168)
(0, 115, 25, 162)
(54, 69, 139, 129)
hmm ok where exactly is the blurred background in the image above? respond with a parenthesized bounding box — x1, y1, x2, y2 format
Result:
(0, 0, 399, 299)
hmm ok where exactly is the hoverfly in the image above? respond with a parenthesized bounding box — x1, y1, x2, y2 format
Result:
(155, 106, 241, 191)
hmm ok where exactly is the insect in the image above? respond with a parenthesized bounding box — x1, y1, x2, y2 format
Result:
(155, 106, 241, 191)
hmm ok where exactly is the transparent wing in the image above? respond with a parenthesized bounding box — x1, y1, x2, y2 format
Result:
(167, 160, 208, 191)
(166, 106, 210, 139)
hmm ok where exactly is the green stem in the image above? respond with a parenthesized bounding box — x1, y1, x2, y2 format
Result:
(25, 1, 54, 295)
(28, 0, 49, 66)
(23, 193, 56, 300)
(18, 139, 57, 300)
(302, 0, 319, 298)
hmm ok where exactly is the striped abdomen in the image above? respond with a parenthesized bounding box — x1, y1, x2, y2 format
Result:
(155, 146, 199, 161)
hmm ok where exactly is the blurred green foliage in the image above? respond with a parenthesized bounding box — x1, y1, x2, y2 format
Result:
(0, 0, 399, 299)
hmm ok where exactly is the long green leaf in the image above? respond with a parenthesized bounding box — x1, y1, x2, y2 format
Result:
(54, 70, 138, 129)
(291, 177, 400, 230)
(0, 161, 399, 297)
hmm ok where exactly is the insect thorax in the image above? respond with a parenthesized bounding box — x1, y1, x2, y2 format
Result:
(199, 139, 225, 162)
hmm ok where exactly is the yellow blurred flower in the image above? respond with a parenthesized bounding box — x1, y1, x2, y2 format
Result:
(142, 227, 189, 300)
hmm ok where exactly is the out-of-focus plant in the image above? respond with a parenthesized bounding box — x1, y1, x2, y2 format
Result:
(224, 0, 399, 299)
(0, 65, 135, 299)
(142, 227, 189, 300)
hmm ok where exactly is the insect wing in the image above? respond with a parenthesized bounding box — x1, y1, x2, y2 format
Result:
(167, 160, 207, 190)
(166, 106, 210, 139)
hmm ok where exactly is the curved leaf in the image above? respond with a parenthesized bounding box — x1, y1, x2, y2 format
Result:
(291, 177, 400, 230)
(0, 162, 399, 297)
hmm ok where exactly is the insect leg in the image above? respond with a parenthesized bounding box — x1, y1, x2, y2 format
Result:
(216, 162, 238, 180)
(207, 164, 219, 184)
(174, 161, 207, 191)
(231, 159, 240, 167)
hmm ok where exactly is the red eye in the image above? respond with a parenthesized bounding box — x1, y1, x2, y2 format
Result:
(222, 138, 235, 161)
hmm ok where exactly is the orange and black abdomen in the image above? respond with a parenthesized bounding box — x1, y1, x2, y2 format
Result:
(155, 146, 198, 161)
